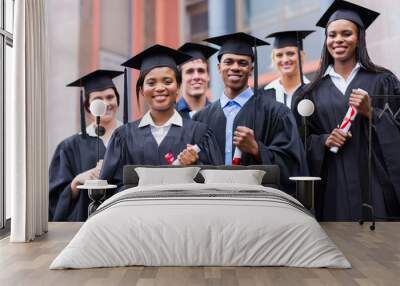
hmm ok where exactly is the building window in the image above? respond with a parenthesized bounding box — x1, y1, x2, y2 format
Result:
(1, 0, 14, 230)
(184, 0, 208, 43)
(235, 0, 322, 82)
(241, 0, 320, 30)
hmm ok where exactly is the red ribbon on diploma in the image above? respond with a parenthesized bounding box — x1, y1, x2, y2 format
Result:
(340, 105, 357, 130)
(164, 152, 174, 165)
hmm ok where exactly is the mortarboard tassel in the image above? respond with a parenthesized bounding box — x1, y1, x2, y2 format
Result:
(297, 33, 305, 87)
(123, 67, 128, 124)
(80, 88, 87, 137)
(252, 38, 258, 136)
(253, 39, 258, 98)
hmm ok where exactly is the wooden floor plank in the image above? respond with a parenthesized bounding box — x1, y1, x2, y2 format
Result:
(0, 222, 399, 286)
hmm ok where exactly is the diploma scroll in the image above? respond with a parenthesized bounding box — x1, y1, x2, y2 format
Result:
(168, 144, 201, 166)
(232, 147, 242, 165)
(330, 105, 358, 154)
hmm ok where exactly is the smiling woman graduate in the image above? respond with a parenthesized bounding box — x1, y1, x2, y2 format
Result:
(264, 30, 314, 111)
(100, 45, 223, 189)
(300, 0, 400, 221)
(49, 69, 124, 222)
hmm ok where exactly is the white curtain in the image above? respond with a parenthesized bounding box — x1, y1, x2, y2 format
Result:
(8, 0, 48, 242)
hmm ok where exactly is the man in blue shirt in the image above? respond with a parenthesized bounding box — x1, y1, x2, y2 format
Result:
(176, 43, 217, 119)
(193, 32, 308, 195)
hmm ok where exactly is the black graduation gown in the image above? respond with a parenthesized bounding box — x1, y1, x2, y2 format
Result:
(49, 134, 106, 222)
(263, 87, 305, 127)
(301, 69, 400, 221)
(193, 91, 308, 195)
(100, 118, 223, 188)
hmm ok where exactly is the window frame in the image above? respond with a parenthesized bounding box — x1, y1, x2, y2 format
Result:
(0, 0, 14, 231)
(184, 0, 208, 42)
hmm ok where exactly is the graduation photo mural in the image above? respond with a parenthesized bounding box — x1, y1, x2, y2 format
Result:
(46, 0, 400, 222)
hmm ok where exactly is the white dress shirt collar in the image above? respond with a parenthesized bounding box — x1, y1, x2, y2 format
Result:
(138, 110, 183, 146)
(323, 62, 362, 95)
(264, 77, 310, 108)
(138, 109, 183, 128)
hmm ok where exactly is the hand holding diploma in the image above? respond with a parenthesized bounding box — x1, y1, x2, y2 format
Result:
(328, 88, 369, 153)
(349, 88, 372, 119)
(326, 128, 352, 152)
(175, 144, 201, 165)
(233, 126, 259, 159)
(328, 104, 357, 154)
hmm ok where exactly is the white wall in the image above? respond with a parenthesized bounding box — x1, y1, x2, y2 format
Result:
(352, 0, 400, 77)
(47, 0, 80, 163)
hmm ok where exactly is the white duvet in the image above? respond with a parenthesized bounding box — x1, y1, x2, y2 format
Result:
(50, 183, 351, 269)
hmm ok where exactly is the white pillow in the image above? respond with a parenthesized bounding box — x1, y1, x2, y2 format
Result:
(200, 169, 266, 185)
(135, 167, 201, 186)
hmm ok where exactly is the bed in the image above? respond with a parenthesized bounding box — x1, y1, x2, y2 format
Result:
(50, 165, 350, 269)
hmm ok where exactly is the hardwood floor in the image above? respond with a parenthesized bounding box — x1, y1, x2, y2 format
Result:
(0, 222, 399, 286)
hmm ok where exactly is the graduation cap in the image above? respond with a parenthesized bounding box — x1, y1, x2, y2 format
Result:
(204, 32, 269, 61)
(67, 69, 123, 137)
(121, 44, 192, 72)
(316, 0, 380, 29)
(266, 30, 314, 86)
(121, 45, 192, 120)
(203, 32, 269, 93)
(266, 30, 315, 50)
(177, 42, 218, 64)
